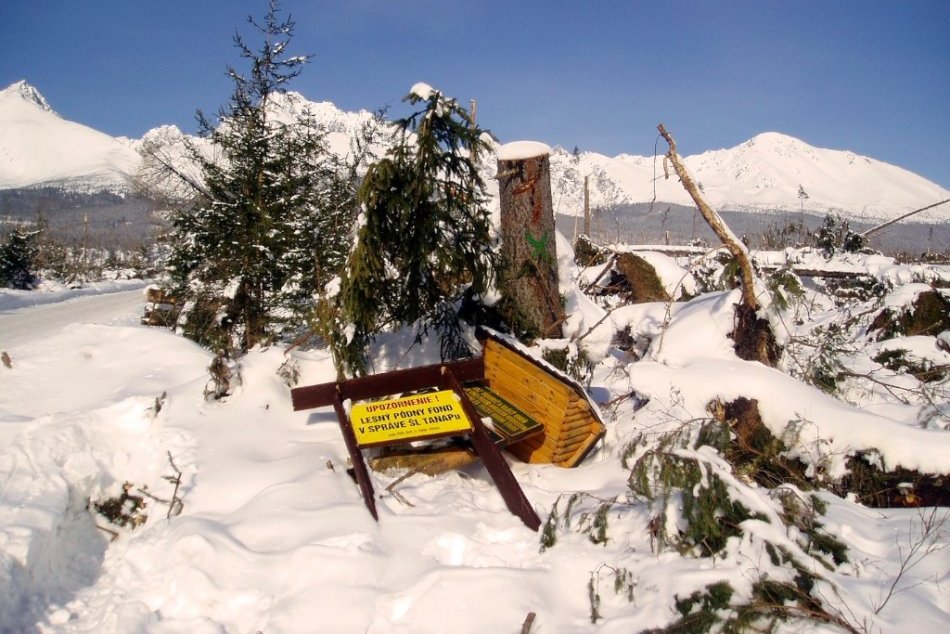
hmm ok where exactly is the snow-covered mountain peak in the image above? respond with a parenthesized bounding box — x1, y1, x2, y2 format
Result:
(743, 131, 805, 148)
(0, 80, 138, 191)
(1, 80, 946, 223)
(706, 131, 820, 163)
(140, 124, 187, 146)
(0, 80, 55, 114)
(268, 90, 377, 134)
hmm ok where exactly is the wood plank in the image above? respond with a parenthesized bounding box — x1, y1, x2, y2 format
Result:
(291, 381, 339, 411)
(485, 364, 568, 419)
(485, 341, 573, 400)
(568, 397, 591, 413)
(291, 357, 484, 411)
(553, 423, 596, 443)
(555, 421, 593, 435)
(485, 347, 570, 400)
(369, 447, 477, 475)
(508, 443, 555, 463)
(557, 432, 604, 468)
(510, 432, 546, 451)
(528, 430, 589, 457)
(561, 409, 594, 424)
(551, 408, 596, 424)
(508, 420, 599, 460)
(552, 417, 597, 435)
(511, 431, 572, 455)
(511, 419, 605, 466)
(485, 357, 569, 409)
(552, 440, 590, 462)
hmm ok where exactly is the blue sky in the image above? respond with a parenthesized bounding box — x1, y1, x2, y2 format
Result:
(2, 0, 948, 188)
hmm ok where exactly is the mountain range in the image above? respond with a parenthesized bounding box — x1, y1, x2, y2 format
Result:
(1, 80, 947, 224)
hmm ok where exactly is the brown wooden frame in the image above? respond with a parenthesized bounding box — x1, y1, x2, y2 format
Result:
(291, 358, 541, 530)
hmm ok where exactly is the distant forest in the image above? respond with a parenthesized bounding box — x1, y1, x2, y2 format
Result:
(0, 187, 165, 251)
(557, 202, 949, 256)
(1, 188, 945, 260)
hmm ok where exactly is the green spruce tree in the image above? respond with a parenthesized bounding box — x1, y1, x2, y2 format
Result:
(162, 1, 357, 352)
(328, 84, 496, 376)
(0, 229, 39, 290)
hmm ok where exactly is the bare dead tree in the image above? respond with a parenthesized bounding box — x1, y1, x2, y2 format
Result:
(657, 124, 778, 365)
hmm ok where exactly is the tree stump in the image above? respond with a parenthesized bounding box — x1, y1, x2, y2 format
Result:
(497, 142, 565, 339)
(613, 253, 671, 303)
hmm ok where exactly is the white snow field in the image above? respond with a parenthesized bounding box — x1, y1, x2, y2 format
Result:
(1, 243, 949, 633)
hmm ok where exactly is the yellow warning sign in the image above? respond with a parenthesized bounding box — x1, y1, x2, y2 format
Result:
(350, 389, 473, 447)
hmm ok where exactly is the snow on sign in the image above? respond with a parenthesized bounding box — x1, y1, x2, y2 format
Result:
(350, 390, 472, 447)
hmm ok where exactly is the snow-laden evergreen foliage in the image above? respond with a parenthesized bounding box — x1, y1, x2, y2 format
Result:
(326, 85, 497, 376)
(0, 229, 39, 289)
(162, 1, 361, 352)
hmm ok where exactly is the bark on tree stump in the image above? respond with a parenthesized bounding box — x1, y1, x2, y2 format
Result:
(496, 142, 565, 339)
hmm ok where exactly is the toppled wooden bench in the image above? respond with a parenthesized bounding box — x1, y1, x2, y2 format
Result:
(290, 356, 541, 529)
(289, 329, 606, 528)
(475, 330, 605, 468)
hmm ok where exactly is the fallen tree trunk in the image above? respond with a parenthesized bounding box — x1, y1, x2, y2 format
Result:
(862, 198, 950, 239)
(712, 397, 950, 508)
(657, 124, 778, 366)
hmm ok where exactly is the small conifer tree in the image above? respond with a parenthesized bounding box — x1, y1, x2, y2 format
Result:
(328, 84, 496, 376)
(797, 184, 809, 211)
(0, 229, 39, 289)
(161, 1, 358, 352)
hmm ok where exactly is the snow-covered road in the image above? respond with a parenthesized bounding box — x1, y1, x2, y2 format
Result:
(0, 286, 151, 447)
(0, 286, 147, 350)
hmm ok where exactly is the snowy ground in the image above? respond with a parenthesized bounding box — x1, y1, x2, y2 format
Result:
(1, 255, 949, 633)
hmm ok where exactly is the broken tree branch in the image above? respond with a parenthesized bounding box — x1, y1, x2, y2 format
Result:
(657, 124, 778, 365)
(521, 611, 537, 634)
(657, 124, 760, 312)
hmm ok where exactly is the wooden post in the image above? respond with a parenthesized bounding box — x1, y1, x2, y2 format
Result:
(440, 367, 541, 531)
(496, 141, 565, 339)
(330, 387, 378, 520)
(583, 175, 591, 237)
